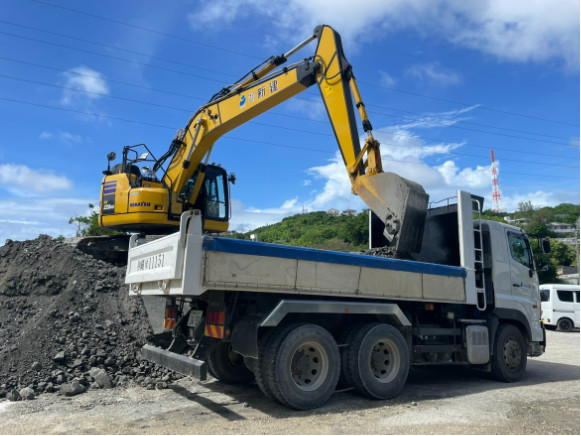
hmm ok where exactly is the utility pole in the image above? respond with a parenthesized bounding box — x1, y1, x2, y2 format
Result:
(575, 219, 581, 285)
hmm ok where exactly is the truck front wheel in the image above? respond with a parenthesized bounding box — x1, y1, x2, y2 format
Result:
(206, 341, 254, 384)
(344, 323, 409, 399)
(266, 324, 340, 410)
(491, 324, 527, 382)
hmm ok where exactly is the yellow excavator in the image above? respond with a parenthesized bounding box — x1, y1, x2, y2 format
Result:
(98, 25, 428, 255)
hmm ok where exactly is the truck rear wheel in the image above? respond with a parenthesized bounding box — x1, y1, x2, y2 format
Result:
(254, 328, 280, 401)
(344, 323, 409, 399)
(557, 318, 573, 332)
(491, 324, 527, 382)
(206, 341, 254, 384)
(265, 323, 340, 410)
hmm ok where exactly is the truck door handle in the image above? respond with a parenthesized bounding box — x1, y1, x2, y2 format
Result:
(512, 283, 521, 287)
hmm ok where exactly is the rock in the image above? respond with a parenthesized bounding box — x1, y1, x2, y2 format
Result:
(162, 374, 172, 382)
(52, 351, 66, 363)
(7, 389, 21, 401)
(19, 387, 35, 400)
(89, 367, 113, 389)
(31, 361, 42, 372)
(59, 380, 87, 397)
(103, 357, 115, 367)
(155, 382, 168, 390)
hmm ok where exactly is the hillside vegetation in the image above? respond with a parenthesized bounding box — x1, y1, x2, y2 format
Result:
(230, 211, 369, 252)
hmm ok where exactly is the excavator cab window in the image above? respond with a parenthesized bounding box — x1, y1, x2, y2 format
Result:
(187, 165, 229, 222)
(203, 166, 228, 221)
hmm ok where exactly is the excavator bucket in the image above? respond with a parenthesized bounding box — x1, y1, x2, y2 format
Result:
(353, 172, 429, 254)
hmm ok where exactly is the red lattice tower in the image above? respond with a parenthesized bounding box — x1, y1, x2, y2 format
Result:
(491, 149, 503, 212)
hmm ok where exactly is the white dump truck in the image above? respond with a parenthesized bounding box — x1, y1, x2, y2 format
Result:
(125, 191, 547, 410)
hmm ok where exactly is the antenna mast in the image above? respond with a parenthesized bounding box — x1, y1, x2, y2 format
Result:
(491, 149, 503, 213)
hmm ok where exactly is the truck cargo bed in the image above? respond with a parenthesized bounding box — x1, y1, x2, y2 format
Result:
(127, 212, 466, 304)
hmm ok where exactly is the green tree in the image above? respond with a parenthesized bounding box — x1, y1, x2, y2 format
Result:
(549, 238, 576, 267)
(517, 200, 534, 217)
(69, 204, 124, 237)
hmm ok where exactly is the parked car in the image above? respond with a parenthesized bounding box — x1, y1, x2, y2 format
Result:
(540, 284, 580, 332)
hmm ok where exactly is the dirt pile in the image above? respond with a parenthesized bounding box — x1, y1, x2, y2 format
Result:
(0, 235, 178, 399)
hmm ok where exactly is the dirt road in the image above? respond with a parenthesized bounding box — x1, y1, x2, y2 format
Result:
(1, 329, 578, 435)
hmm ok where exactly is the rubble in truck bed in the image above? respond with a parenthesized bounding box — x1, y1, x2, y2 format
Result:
(0, 235, 181, 401)
(360, 245, 413, 260)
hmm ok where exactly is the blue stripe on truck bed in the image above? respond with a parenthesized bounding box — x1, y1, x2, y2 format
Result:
(203, 237, 466, 278)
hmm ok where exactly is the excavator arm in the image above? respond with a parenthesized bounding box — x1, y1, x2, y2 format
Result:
(101, 25, 428, 253)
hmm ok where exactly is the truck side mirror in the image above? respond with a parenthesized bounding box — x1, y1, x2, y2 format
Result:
(541, 238, 551, 254)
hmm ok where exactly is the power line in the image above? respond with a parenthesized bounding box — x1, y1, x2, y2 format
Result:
(0, 52, 574, 153)
(0, 95, 577, 174)
(365, 103, 572, 142)
(1, 20, 577, 140)
(0, 71, 576, 164)
(29, 0, 261, 59)
(368, 108, 571, 147)
(359, 80, 579, 127)
(0, 19, 234, 79)
(25, 1, 579, 127)
(0, 30, 226, 84)
(0, 64, 563, 167)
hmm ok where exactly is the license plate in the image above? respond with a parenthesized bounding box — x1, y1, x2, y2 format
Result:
(187, 310, 203, 328)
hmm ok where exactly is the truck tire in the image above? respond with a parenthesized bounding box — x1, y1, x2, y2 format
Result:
(344, 323, 409, 399)
(338, 322, 366, 389)
(491, 324, 527, 382)
(266, 323, 340, 410)
(254, 328, 280, 401)
(206, 342, 254, 385)
(557, 318, 573, 332)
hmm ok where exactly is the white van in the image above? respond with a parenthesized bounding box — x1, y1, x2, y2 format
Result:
(540, 284, 580, 332)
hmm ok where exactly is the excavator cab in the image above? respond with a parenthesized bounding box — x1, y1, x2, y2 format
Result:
(100, 144, 230, 234)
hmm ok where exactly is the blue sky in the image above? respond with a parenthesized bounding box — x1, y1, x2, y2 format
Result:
(0, 0, 579, 243)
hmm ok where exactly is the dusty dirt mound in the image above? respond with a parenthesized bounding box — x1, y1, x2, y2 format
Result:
(0, 235, 177, 399)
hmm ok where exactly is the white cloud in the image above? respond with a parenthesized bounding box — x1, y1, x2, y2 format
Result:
(378, 71, 396, 87)
(188, 0, 579, 70)
(384, 105, 479, 131)
(229, 198, 304, 232)
(406, 62, 461, 87)
(39, 130, 83, 145)
(436, 160, 491, 189)
(61, 66, 109, 106)
(0, 164, 72, 195)
(0, 197, 95, 244)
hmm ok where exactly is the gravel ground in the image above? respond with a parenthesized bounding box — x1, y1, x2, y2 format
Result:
(0, 329, 578, 435)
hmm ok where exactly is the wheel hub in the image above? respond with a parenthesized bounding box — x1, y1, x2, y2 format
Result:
(290, 342, 328, 391)
(369, 340, 399, 383)
(503, 338, 522, 369)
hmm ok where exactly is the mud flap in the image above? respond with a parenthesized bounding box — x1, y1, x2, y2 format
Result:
(141, 344, 208, 380)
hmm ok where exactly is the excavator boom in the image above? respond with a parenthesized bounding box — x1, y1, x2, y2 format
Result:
(99, 25, 428, 254)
